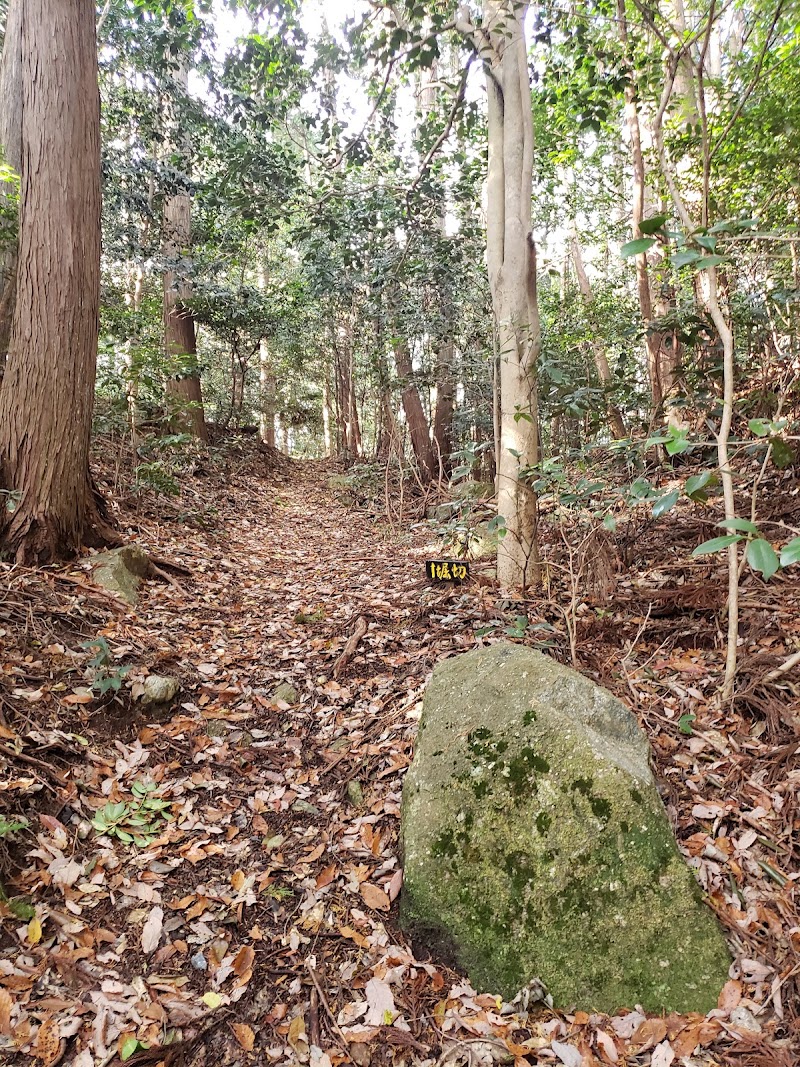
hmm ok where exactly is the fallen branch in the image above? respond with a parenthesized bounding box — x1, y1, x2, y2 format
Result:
(765, 649, 800, 682)
(333, 615, 369, 679)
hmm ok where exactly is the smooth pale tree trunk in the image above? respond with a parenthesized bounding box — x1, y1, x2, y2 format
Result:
(570, 227, 627, 439)
(0, 0, 104, 562)
(0, 0, 22, 372)
(421, 60, 456, 479)
(322, 374, 333, 458)
(392, 337, 434, 479)
(617, 0, 668, 418)
(460, 1, 540, 587)
(163, 67, 208, 442)
(432, 335, 456, 478)
(258, 268, 276, 446)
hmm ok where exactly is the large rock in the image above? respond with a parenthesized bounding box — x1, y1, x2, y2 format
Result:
(401, 643, 731, 1014)
(90, 545, 151, 605)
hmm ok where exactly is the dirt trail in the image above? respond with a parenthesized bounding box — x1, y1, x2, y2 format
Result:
(2, 460, 485, 1065)
(1, 459, 796, 1066)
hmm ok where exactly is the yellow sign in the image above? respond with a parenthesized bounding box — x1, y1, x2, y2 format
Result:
(425, 560, 469, 582)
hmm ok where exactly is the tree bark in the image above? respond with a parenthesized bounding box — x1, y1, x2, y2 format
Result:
(570, 226, 627, 439)
(392, 336, 434, 479)
(465, 0, 540, 588)
(0, 0, 22, 372)
(0, 0, 104, 562)
(432, 338, 455, 477)
(617, 0, 668, 418)
(162, 66, 208, 443)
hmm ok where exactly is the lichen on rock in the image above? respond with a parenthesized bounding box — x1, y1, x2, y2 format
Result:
(89, 544, 151, 605)
(400, 642, 731, 1014)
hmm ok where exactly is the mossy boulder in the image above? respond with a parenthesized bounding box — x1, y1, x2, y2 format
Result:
(400, 643, 731, 1014)
(90, 545, 151, 605)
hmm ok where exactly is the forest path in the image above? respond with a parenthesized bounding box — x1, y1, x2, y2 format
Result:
(11, 459, 493, 1065)
(3, 458, 795, 1065)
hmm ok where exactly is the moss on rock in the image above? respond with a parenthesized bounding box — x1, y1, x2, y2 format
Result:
(400, 643, 731, 1014)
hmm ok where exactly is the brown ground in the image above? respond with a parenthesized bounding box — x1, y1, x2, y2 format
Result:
(0, 440, 797, 1067)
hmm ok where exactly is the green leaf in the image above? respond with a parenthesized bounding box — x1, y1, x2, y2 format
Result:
(771, 439, 795, 469)
(748, 418, 772, 437)
(671, 249, 701, 268)
(602, 513, 617, 532)
(116, 829, 134, 844)
(7, 897, 36, 920)
(621, 237, 656, 258)
(780, 537, 800, 567)
(746, 538, 780, 580)
(694, 254, 727, 268)
(691, 534, 743, 556)
(665, 429, 691, 456)
(652, 489, 679, 517)
(120, 1037, 148, 1062)
(717, 517, 759, 533)
(684, 470, 716, 501)
(639, 215, 668, 235)
(678, 713, 696, 735)
(695, 234, 717, 252)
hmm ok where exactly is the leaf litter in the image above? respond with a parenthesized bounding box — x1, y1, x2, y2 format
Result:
(0, 444, 798, 1066)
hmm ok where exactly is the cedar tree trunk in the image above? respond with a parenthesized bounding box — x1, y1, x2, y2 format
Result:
(0, 0, 103, 563)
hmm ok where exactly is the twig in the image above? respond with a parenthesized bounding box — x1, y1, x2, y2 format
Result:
(333, 615, 369, 679)
(764, 649, 800, 681)
(305, 961, 349, 1051)
(150, 563, 188, 596)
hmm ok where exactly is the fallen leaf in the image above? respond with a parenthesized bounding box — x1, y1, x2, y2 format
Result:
(631, 1018, 667, 1051)
(141, 906, 164, 955)
(202, 991, 222, 1010)
(360, 882, 390, 912)
(33, 1016, 61, 1066)
(718, 978, 743, 1012)
(316, 863, 337, 888)
(550, 1039, 582, 1067)
(288, 1013, 309, 1056)
(27, 917, 42, 945)
(0, 989, 12, 1035)
(232, 1022, 255, 1051)
(364, 977, 395, 1026)
(595, 1029, 618, 1064)
(650, 1040, 675, 1067)
(233, 944, 255, 977)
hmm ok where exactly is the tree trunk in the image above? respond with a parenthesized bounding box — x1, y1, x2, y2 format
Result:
(0, 0, 22, 373)
(162, 67, 208, 442)
(432, 338, 455, 478)
(570, 226, 627, 439)
(617, 0, 668, 418)
(322, 374, 333, 457)
(258, 267, 276, 446)
(0, 0, 104, 562)
(393, 337, 434, 479)
(464, 1, 540, 588)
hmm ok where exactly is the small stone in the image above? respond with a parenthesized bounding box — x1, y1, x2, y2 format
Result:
(190, 950, 207, 971)
(346, 780, 364, 807)
(272, 683, 299, 705)
(292, 799, 320, 816)
(76, 820, 92, 840)
(141, 675, 179, 706)
(730, 1006, 762, 1033)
